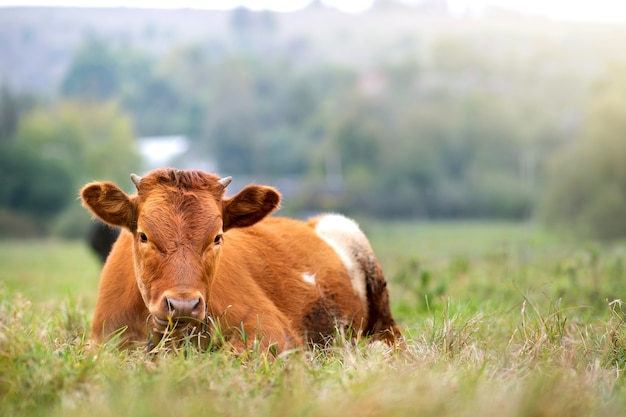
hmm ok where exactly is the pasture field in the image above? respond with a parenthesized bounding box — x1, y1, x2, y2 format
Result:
(2, 221, 626, 417)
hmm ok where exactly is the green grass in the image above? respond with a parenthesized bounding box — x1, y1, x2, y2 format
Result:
(2, 222, 626, 417)
(0, 240, 101, 308)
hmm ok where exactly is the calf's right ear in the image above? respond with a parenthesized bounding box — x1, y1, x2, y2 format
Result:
(81, 182, 137, 230)
(222, 185, 281, 231)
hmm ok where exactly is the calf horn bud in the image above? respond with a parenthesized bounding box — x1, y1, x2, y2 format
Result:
(218, 176, 232, 188)
(130, 173, 142, 189)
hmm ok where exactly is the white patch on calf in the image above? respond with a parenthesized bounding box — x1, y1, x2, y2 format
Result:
(314, 214, 372, 305)
(302, 272, 317, 285)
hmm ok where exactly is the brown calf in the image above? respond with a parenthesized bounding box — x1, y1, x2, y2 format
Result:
(81, 168, 400, 352)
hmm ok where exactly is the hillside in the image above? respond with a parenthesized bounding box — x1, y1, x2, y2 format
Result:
(3, 4, 625, 94)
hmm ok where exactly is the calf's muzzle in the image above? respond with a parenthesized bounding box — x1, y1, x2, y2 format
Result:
(153, 291, 206, 328)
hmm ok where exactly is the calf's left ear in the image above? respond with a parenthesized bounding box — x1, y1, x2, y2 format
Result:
(81, 182, 137, 230)
(222, 185, 281, 230)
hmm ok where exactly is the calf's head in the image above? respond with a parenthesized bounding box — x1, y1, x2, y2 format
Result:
(81, 168, 280, 333)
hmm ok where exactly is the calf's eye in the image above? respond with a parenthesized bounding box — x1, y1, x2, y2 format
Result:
(139, 232, 148, 243)
(214, 234, 223, 245)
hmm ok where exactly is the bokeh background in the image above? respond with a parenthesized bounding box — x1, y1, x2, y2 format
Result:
(1, 0, 626, 241)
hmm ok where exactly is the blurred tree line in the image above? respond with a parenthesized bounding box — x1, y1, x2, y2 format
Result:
(2, 9, 626, 239)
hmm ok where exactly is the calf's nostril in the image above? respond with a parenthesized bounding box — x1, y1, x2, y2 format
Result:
(164, 297, 203, 318)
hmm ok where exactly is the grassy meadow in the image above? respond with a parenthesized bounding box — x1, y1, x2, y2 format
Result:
(2, 221, 626, 416)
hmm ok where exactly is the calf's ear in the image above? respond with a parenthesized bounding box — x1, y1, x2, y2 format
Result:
(222, 185, 281, 231)
(81, 182, 137, 230)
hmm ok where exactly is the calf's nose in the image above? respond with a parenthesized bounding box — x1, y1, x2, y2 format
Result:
(165, 296, 204, 320)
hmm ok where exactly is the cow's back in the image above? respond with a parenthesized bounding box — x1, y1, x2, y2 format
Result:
(212, 216, 368, 344)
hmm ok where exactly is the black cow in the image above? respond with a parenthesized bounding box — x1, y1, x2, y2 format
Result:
(87, 220, 120, 263)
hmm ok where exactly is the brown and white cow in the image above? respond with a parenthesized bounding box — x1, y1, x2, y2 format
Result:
(81, 168, 400, 352)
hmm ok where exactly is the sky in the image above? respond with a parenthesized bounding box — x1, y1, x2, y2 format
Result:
(0, 0, 626, 22)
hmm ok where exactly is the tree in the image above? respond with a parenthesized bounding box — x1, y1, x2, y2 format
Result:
(0, 144, 73, 220)
(61, 38, 122, 101)
(15, 100, 140, 190)
(539, 62, 626, 239)
(4, 100, 140, 236)
(0, 86, 37, 144)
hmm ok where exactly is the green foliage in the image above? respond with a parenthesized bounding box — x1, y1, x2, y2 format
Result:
(540, 61, 626, 240)
(8, 9, 626, 229)
(194, 56, 329, 176)
(61, 38, 153, 103)
(0, 208, 42, 238)
(0, 144, 74, 230)
(51, 24, 563, 220)
(0, 100, 140, 237)
(15, 100, 139, 188)
(51, 202, 98, 239)
(0, 85, 37, 142)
